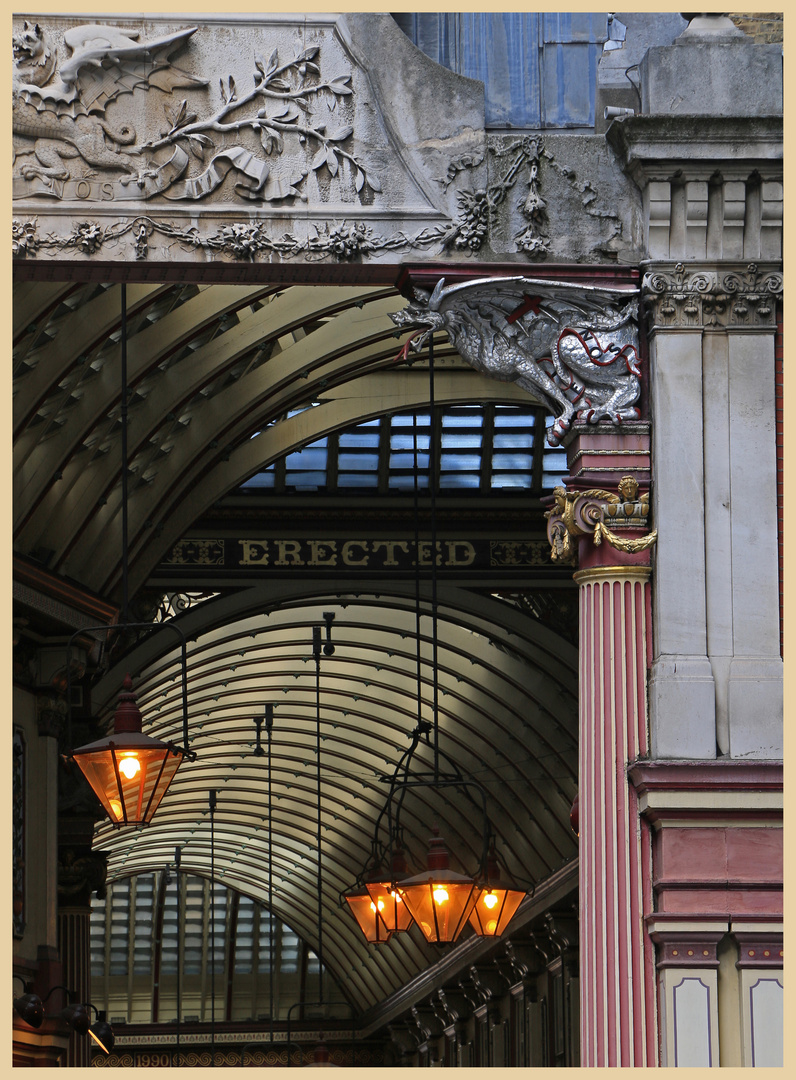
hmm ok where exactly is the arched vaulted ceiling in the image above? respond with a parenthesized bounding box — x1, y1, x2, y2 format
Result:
(14, 275, 577, 1018)
(90, 582, 578, 1014)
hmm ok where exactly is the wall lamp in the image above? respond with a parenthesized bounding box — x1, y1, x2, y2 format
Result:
(13, 977, 43, 1028)
(12, 981, 114, 1053)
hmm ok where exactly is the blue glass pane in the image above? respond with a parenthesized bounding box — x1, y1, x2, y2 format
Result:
(492, 474, 533, 489)
(339, 432, 380, 448)
(440, 454, 480, 471)
(241, 470, 275, 489)
(389, 474, 429, 489)
(394, 13, 606, 129)
(494, 410, 534, 428)
(492, 453, 533, 470)
(542, 41, 601, 126)
(392, 413, 430, 427)
(285, 446, 327, 470)
(440, 473, 481, 489)
(493, 432, 533, 448)
(390, 452, 429, 469)
(441, 433, 482, 448)
(338, 453, 378, 471)
(391, 434, 430, 450)
(543, 13, 608, 43)
(442, 412, 483, 428)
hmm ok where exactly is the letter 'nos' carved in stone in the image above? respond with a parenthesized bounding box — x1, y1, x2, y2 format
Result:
(390, 276, 641, 446)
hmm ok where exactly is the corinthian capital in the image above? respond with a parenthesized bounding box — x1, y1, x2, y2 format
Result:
(642, 261, 782, 330)
(545, 475, 657, 566)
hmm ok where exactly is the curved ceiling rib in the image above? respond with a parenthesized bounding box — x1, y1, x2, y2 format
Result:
(13, 277, 543, 598)
(90, 583, 578, 1013)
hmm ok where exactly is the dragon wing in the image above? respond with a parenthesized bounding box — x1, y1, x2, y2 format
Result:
(431, 275, 638, 335)
(18, 24, 208, 119)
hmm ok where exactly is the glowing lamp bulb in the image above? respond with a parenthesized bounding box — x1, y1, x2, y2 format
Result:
(433, 886, 449, 905)
(483, 892, 499, 909)
(118, 754, 141, 780)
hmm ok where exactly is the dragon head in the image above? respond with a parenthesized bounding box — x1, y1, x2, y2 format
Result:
(13, 21, 56, 87)
(389, 279, 447, 353)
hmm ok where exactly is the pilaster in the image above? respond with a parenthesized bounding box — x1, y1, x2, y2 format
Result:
(642, 262, 783, 759)
(546, 454, 657, 1067)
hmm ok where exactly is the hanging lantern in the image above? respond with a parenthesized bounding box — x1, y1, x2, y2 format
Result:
(365, 844, 414, 936)
(469, 841, 525, 937)
(397, 827, 480, 944)
(342, 878, 393, 944)
(70, 675, 184, 826)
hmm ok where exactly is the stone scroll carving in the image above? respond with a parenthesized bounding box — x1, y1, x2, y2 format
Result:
(390, 276, 642, 446)
(12, 20, 380, 205)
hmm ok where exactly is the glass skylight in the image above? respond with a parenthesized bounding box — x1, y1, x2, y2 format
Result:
(239, 405, 567, 495)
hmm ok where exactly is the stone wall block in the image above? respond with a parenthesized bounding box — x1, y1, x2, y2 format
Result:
(721, 181, 746, 260)
(760, 181, 783, 259)
(684, 181, 708, 259)
(646, 180, 671, 259)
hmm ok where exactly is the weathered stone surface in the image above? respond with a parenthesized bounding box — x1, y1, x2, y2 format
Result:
(12, 12, 647, 270)
(641, 41, 783, 118)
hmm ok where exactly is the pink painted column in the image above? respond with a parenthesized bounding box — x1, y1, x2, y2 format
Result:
(546, 426, 657, 1066)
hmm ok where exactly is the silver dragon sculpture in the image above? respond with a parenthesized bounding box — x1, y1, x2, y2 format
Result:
(390, 276, 642, 446)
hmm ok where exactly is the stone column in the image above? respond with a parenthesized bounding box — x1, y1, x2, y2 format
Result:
(546, 433, 658, 1066)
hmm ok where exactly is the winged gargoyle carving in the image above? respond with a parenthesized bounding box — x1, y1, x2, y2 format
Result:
(13, 21, 206, 182)
(390, 276, 642, 446)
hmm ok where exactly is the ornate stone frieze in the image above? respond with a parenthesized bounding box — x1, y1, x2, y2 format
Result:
(642, 261, 782, 329)
(545, 475, 657, 566)
(391, 276, 642, 446)
(11, 212, 452, 263)
(12, 16, 644, 267)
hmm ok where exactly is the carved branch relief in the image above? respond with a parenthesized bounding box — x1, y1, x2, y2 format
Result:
(12, 21, 377, 204)
(11, 17, 632, 266)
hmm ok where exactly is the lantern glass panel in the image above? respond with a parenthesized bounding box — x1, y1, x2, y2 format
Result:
(398, 873, 480, 944)
(468, 886, 525, 937)
(343, 889, 392, 944)
(72, 735, 182, 826)
(365, 880, 414, 934)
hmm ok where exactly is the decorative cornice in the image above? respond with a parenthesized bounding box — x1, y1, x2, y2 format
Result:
(628, 760, 783, 793)
(642, 261, 782, 330)
(605, 115, 783, 186)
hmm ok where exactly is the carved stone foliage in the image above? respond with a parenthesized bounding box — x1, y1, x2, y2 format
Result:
(545, 475, 657, 566)
(390, 276, 642, 446)
(642, 262, 782, 329)
(12, 17, 640, 266)
(11, 212, 449, 263)
(12, 21, 377, 203)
